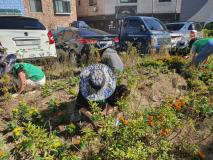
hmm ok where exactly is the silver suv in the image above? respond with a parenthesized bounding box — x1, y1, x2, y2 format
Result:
(165, 22, 203, 40)
(165, 22, 203, 50)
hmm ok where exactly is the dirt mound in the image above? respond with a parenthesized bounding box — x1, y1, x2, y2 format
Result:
(135, 73, 187, 107)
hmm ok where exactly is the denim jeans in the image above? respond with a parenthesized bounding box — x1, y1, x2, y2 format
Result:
(195, 40, 213, 66)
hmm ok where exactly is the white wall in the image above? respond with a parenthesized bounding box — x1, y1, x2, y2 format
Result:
(77, 0, 182, 17)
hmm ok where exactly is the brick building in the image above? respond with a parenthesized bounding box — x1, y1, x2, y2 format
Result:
(0, 0, 77, 29)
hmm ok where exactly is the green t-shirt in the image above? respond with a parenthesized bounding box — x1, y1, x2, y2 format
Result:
(12, 63, 45, 81)
(192, 38, 213, 53)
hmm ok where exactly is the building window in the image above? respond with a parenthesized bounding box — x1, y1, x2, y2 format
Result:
(89, 0, 97, 6)
(29, 0, 42, 12)
(120, 0, 137, 3)
(54, 0, 71, 14)
(159, 0, 171, 2)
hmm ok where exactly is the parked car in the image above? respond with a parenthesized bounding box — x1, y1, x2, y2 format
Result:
(165, 21, 203, 41)
(165, 22, 203, 54)
(0, 16, 57, 59)
(53, 21, 119, 58)
(119, 16, 171, 54)
(69, 21, 90, 28)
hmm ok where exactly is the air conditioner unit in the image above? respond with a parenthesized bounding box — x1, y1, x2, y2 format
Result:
(93, 6, 98, 12)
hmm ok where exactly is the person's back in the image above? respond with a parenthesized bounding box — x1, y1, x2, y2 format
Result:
(191, 38, 213, 66)
(101, 48, 124, 72)
(192, 38, 213, 53)
(13, 63, 44, 81)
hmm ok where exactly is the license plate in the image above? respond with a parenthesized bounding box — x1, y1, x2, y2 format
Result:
(99, 41, 113, 45)
(15, 40, 40, 46)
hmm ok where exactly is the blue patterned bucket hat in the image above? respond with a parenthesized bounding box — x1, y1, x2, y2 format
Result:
(80, 63, 116, 101)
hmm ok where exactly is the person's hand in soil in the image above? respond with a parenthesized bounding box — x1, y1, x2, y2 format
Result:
(17, 71, 27, 94)
(79, 107, 102, 132)
(102, 104, 115, 116)
(93, 122, 103, 132)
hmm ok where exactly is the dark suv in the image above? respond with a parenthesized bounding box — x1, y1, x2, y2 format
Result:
(119, 16, 171, 54)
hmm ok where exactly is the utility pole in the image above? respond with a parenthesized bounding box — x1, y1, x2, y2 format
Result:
(175, 0, 178, 21)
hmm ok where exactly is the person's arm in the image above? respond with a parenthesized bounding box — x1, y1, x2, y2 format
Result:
(190, 46, 197, 66)
(17, 71, 27, 94)
(79, 107, 101, 131)
(79, 108, 92, 119)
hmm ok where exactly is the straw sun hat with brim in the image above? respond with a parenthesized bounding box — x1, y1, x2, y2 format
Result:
(0, 54, 16, 77)
(80, 63, 116, 102)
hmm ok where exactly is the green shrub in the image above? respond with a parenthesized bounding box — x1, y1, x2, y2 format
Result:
(203, 29, 213, 37)
(14, 122, 67, 159)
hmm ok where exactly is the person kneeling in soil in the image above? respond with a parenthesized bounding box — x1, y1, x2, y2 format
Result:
(100, 48, 124, 73)
(191, 38, 213, 66)
(0, 56, 46, 97)
(0, 54, 46, 97)
(75, 63, 129, 130)
(11, 62, 46, 96)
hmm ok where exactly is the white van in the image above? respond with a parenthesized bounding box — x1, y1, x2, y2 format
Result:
(0, 16, 57, 59)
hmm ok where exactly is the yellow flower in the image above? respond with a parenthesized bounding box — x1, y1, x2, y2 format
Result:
(53, 139, 62, 148)
(32, 107, 38, 112)
(2, 75, 11, 83)
(13, 127, 23, 137)
(0, 148, 4, 157)
(29, 111, 34, 115)
(12, 108, 19, 113)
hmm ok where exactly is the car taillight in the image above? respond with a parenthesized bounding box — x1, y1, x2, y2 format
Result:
(113, 37, 119, 43)
(48, 31, 55, 44)
(78, 38, 97, 44)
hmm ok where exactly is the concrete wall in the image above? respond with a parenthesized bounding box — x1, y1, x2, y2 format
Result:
(77, 0, 182, 17)
(0, 0, 24, 15)
(23, 0, 77, 29)
(77, 0, 182, 33)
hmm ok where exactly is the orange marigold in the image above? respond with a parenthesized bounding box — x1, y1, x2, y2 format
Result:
(174, 99, 186, 111)
(148, 115, 154, 121)
(123, 120, 128, 125)
(149, 121, 155, 127)
(0, 148, 4, 157)
(118, 115, 124, 122)
(160, 129, 171, 136)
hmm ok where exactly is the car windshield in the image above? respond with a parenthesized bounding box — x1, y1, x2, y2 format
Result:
(165, 23, 185, 31)
(0, 17, 45, 30)
(143, 17, 165, 31)
(78, 21, 90, 28)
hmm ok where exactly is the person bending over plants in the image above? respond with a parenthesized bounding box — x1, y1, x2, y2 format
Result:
(0, 54, 46, 97)
(191, 38, 213, 66)
(75, 63, 129, 130)
(100, 48, 124, 73)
